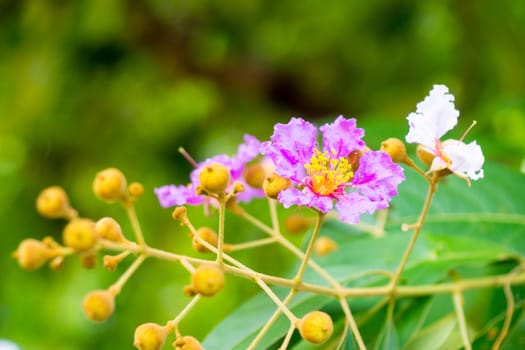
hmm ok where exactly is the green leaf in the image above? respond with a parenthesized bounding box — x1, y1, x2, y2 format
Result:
(375, 314, 400, 350)
(404, 314, 457, 350)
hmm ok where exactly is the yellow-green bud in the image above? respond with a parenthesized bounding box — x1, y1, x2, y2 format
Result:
(172, 206, 188, 223)
(63, 218, 98, 251)
(128, 182, 144, 197)
(416, 144, 435, 168)
(244, 163, 266, 189)
(381, 138, 407, 163)
(232, 181, 244, 194)
(298, 311, 334, 344)
(81, 253, 97, 269)
(192, 227, 218, 253)
(93, 168, 128, 202)
(13, 239, 53, 270)
(191, 264, 225, 297)
(284, 214, 312, 235)
(36, 186, 76, 219)
(82, 290, 115, 322)
(103, 251, 129, 271)
(314, 236, 338, 257)
(95, 217, 127, 243)
(263, 173, 291, 199)
(198, 163, 230, 194)
(173, 336, 204, 350)
(134, 323, 168, 350)
(49, 256, 64, 270)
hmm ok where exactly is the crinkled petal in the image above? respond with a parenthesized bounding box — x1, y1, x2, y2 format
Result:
(278, 187, 334, 212)
(154, 184, 204, 207)
(260, 117, 317, 182)
(232, 134, 261, 178)
(277, 188, 311, 208)
(335, 191, 379, 224)
(406, 84, 459, 148)
(351, 151, 405, 207)
(320, 116, 365, 157)
(443, 140, 484, 180)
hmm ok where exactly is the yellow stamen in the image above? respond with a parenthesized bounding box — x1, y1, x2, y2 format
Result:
(304, 149, 354, 196)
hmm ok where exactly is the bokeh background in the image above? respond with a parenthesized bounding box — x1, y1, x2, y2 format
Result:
(1, 1, 524, 349)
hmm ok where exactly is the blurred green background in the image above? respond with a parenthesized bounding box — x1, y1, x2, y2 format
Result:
(1, 1, 524, 349)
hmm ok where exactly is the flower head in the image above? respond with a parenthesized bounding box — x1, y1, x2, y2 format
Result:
(261, 116, 405, 224)
(155, 135, 264, 208)
(406, 84, 484, 183)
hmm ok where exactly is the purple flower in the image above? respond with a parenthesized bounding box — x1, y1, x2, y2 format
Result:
(155, 135, 265, 208)
(261, 116, 405, 224)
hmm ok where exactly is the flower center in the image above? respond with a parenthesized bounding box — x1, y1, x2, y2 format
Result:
(304, 149, 354, 196)
(435, 139, 452, 167)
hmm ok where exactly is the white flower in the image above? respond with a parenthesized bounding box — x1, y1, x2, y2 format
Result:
(0, 339, 20, 350)
(406, 84, 484, 183)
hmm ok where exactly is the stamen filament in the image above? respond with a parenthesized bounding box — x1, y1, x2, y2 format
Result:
(459, 120, 477, 142)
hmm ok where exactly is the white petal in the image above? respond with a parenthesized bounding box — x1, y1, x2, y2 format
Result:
(443, 140, 484, 180)
(406, 85, 459, 148)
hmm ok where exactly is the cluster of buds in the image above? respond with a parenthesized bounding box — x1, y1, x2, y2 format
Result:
(14, 167, 213, 349)
(12, 88, 485, 349)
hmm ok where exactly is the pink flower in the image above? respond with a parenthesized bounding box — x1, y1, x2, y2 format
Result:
(406, 85, 484, 182)
(261, 116, 405, 224)
(155, 135, 264, 207)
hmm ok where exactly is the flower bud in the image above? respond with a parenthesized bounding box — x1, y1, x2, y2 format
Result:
(63, 218, 98, 251)
(95, 217, 127, 243)
(81, 253, 97, 269)
(93, 168, 128, 202)
(192, 227, 218, 253)
(263, 173, 291, 199)
(416, 144, 435, 168)
(13, 239, 53, 270)
(129, 182, 144, 197)
(225, 197, 243, 215)
(172, 206, 188, 224)
(103, 251, 129, 271)
(190, 264, 225, 297)
(82, 290, 115, 322)
(232, 181, 245, 194)
(198, 163, 230, 194)
(173, 336, 204, 350)
(314, 236, 338, 257)
(42, 236, 60, 248)
(298, 311, 333, 344)
(183, 285, 196, 297)
(284, 214, 312, 235)
(381, 138, 407, 163)
(134, 323, 168, 350)
(36, 186, 76, 219)
(49, 256, 64, 270)
(244, 164, 266, 189)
